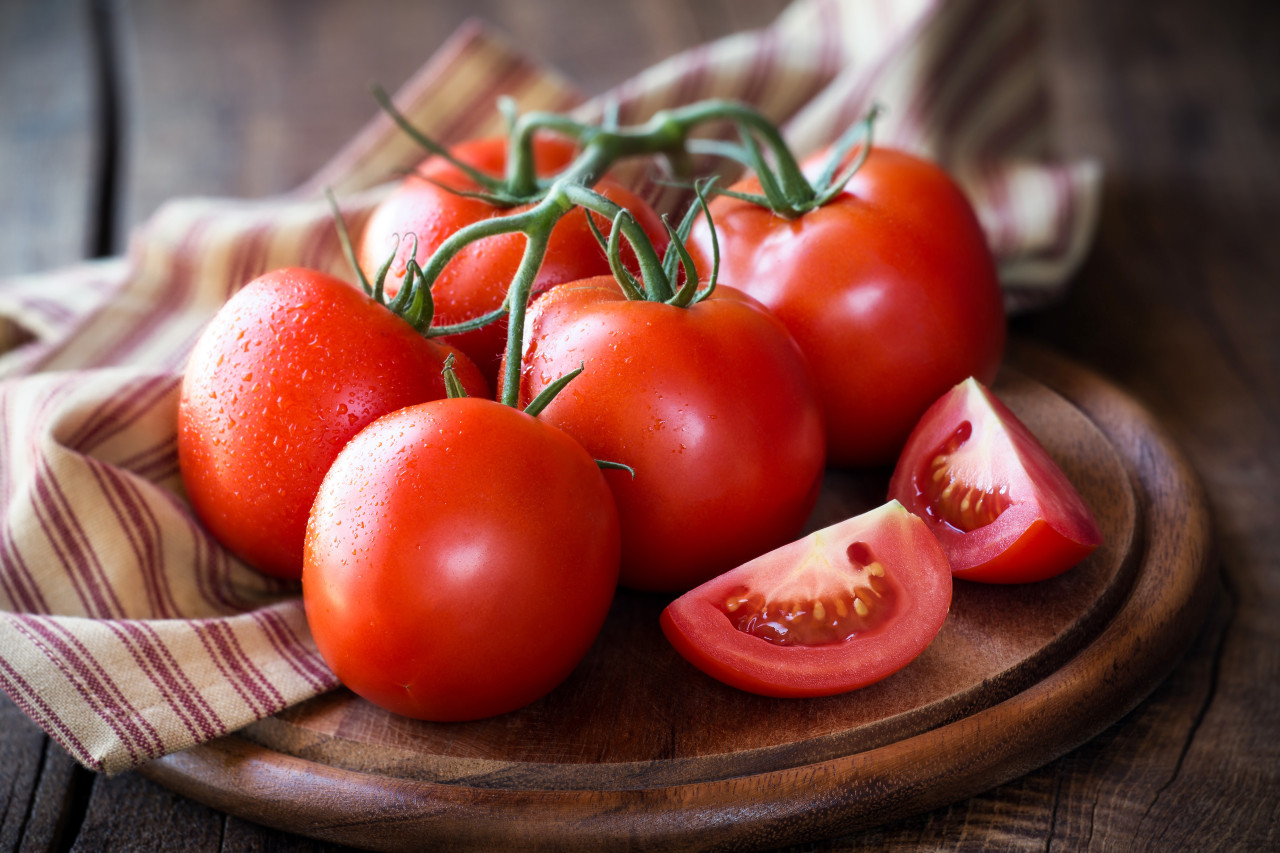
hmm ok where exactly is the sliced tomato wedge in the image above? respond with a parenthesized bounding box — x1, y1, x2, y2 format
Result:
(889, 377, 1103, 584)
(659, 501, 952, 698)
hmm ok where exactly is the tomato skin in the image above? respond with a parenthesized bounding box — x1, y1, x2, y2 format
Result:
(302, 397, 620, 721)
(660, 501, 952, 698)
(516, 277, 826, 593)
(888, 377, 1103, 583)
(686, 147, 1007, 467)
(177, 267, 487, 580)
(358, 135, 668, 388)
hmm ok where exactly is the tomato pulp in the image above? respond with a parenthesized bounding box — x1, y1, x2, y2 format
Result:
(661, 501, 952, 697)
(889, 377, 1103, 583)
(687, 147, 1006, 467)
(303, 397, 620, 721)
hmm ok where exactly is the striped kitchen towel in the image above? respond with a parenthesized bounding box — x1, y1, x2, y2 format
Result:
(0, 0, 1100, 774)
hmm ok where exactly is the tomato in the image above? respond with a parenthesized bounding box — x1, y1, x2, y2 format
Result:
(178, 267, 487, 580)
(302, 397, 620, 721)
(515, 276, 826, 593)
(660, 500, 951, 697)
(686, 147, 1007, 467)
(357, 134, 668, 387)
(888, 377, 1103, 583)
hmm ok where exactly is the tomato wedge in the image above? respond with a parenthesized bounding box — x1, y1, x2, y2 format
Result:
(889, 377, 1103, 583)
(659, 501, 952, 698)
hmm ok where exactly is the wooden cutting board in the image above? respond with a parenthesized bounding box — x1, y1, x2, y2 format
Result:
(141, 343, 1216, 851)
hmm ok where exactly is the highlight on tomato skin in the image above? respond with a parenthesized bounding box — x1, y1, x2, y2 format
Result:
(659, 501, 952, 699)
(889, 377, 1103, 584)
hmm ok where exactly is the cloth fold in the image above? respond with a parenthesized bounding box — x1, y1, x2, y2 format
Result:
(0, 0, 1099, 774)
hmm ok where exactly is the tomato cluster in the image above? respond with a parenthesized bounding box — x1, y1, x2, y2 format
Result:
(357, 135, 668, 387)
(178, 100, 1101, 717)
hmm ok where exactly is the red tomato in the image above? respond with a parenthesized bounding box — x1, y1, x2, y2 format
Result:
(660, 500, 951, 697)
(516, 276, 826, 593)
(178, 267, 487, 580)
(358, 135, 668, 387)
(303, 397, 620, 721)
(686, 147, 1007, 467)
(888, 377, 1103, 583)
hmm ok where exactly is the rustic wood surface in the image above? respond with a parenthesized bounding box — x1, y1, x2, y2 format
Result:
(1, 0, 1276, 850)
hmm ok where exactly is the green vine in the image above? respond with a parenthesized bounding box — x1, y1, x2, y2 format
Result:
(342, 93, 880, 410)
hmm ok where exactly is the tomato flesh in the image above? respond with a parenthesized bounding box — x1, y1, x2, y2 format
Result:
(723, 538, 898, 646)
(890, 378, 1103, 583)
(660, 501, 951, 698)
(919, 420, 1014, 532)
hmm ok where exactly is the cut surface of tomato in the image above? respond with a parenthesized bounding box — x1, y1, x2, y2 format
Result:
(659, 501, 952, 698)
(889, 377, 1103, 584)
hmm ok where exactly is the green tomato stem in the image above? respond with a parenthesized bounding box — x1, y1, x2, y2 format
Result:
(523, 362, 584, 418)
(505, 111, 600, 197)
(560, 183, 673, 301)
(396, 97, 828, 409)
(441, 354, 469, 399)
(498, 225, 554, 408)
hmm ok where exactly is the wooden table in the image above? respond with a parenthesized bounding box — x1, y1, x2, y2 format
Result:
(2, 0, 1276, 849)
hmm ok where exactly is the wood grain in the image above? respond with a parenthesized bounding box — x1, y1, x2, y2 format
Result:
(139, 347, 1213, 852)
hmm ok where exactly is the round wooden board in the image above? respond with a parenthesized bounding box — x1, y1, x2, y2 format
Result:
(141, 343, 1216, 851)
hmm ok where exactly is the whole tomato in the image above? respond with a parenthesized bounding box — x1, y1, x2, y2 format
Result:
(358, 134, 668, 387)
(303, 396, 620, 721)
(686, 147, 1006, 467)
(516, 277, 826, 593)
(178, 267, 487, 580)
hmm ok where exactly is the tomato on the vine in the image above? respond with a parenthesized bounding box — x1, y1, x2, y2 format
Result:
(303, 396, 620, 721)
(178, 267, 487, 580)
(889, 377, 1102, 583)
(686, 146, 1006, 467)
(660, 500, 952, 698)
(515, 276, 826, 593)
(358, 134, 668, 386)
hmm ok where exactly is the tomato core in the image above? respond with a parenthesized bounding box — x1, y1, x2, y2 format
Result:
(920, 420, 1012, 533)
(722, 539, 897, 647)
